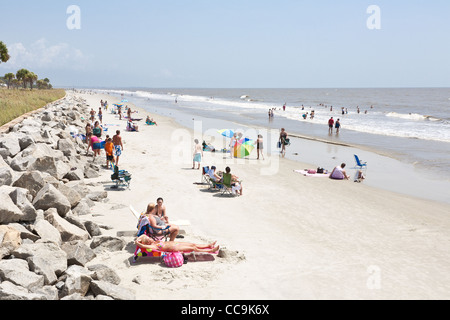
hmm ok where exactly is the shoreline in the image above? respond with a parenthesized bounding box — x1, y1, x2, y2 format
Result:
(98, 90, 449, 205)
(4, 89, 447, 300)
(77, 90, 450, 299)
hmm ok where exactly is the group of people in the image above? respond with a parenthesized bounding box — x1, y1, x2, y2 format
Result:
(85, 101, 125, 167)
(135, 198, 219, 254)
(207, 166, 244, 196)
(329, 163, 366, 182)
(328, 117, 341, 134)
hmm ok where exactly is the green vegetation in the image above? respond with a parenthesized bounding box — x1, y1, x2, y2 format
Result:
(0, 89, 66, 126)
(0, 41, 9, 64)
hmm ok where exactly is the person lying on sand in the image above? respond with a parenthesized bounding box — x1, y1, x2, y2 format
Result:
(135, 234, 219, 253)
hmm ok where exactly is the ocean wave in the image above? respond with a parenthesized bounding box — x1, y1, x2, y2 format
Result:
(386, 112, 442, 122)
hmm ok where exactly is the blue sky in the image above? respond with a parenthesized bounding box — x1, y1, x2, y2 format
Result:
(1, 0, 450, 88)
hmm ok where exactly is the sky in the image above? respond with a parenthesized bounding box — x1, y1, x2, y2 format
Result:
(1, 0, 450, 88)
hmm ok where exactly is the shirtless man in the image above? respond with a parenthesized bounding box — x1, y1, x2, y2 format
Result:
(112, 130, 123, 166)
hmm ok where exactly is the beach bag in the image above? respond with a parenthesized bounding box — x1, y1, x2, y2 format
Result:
(308, 169, 317, 174)
(163, 252, 184, 268)
(317, 168, 324, 174)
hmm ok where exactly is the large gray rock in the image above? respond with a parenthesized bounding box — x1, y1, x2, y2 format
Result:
(0, 225, 22, 259)
(89, 281, 135, 300)
(0, 281, 46, 300)
(32, 219, 62, 244)
(56, 183, 82, 208)
(0, 191, 25, 224)
(11, 242, 68, 280)
(88, 264, 121, 285)
(57, 138, 76, 157)
(30, 156, 71, 180)
(59, 265, 94, 298)
(61, 240, 96, 267)
(33, 184, 71, 217)
(13, 171, 47, 198)
(0, 133, 21, 158)
(0, 166, 13, 186)
(0, 259, 45, 291)
(90, 236, 125, 253)
(7, 187, 37, 222)
(44, 208, 90, 242)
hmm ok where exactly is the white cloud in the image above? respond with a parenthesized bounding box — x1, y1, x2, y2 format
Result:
(1, 38, 88, 70)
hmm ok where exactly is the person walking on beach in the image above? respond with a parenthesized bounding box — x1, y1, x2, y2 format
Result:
(255, 134, 265, 160)
(89, 108, 96, 123)
(104, 136, 115, 169)
(112, 130, 123, 166)
(229, 133, 237, 159)
(279, 128, 288, 157)
(335, 119, 341, 134)
(98, 108, 103, 124)
(328, 117, 334, 134)
(192, 139, 203, 170)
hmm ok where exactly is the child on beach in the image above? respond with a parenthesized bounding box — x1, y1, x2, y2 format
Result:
(192, 139, 203, 170)
(104, 136, 115, 169)
(112, 130, 123, 166)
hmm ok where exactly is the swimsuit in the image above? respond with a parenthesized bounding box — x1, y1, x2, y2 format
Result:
(114, 145, 122, 157)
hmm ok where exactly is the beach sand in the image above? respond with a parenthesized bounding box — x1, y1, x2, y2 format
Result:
(76, 91, 450, 300)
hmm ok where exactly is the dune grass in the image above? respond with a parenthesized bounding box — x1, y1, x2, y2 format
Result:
(0, 88, 66, 126)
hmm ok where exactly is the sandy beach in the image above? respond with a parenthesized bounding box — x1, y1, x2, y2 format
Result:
(74, 91, 450, 300)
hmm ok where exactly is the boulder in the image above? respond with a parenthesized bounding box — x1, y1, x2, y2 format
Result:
(0, 281, 46, 300)
(56, 183, 82, 208)
(57, 138, 76, 157)
(88, 264, 121, 285)
(30, 156, 71, 180)
(89, 281, 135, 300)
(84, 220, 102, 237)
(59, 265, 94, 298)
(32, 219, 62, 245)
(11, 242, 68, 279)
(90, 236, 125, 253)
(0, 225, 22, 259)
(33, 184, 71, 217)
(7, 187, 37, 222)
(0, 166, 13, 186)
(0, 259, 45, 291)
(0, 191, 25, 224)
(13, 171, 47, 198)
(0, 133, 21, 158)
(44, 208, 90, 242)
(61, 240, 96, 267)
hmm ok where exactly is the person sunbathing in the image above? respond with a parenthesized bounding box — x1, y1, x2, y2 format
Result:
(135, 234, 219, 253)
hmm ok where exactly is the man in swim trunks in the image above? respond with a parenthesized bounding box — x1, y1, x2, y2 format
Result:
(112, 130, 123, 166)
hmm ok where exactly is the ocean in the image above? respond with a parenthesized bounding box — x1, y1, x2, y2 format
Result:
(93, 87, 450, 202)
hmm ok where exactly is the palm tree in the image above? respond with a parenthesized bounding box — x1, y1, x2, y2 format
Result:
(0, 41, 9, 64)
(26, 72, 38, 90)
(16, 69, 30, 89)
(4, 73, 15, 89)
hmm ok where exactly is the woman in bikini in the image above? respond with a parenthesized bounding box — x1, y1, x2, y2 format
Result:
(135, 234, 219, 253)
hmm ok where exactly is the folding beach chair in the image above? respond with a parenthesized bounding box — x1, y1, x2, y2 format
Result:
(221, 173, 234, 196)
(201, 166, 210, 185)
(354, 154, 368, 170)
(111, 164, 132, 189)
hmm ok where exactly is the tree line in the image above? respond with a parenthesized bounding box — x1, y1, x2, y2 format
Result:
(0, 40, 53, 90)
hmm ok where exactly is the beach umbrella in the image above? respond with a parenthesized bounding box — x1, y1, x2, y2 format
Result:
(113, 103, 123, 107)
(121, 99, 128, 103)
(234, 139, 255, 158)
(218, 129, 234, 138)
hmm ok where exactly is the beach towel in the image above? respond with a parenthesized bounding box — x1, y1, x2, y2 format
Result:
(294, 170, 330, 178)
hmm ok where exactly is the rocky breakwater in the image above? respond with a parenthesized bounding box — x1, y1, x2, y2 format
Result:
(0, 93, 135, 300)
